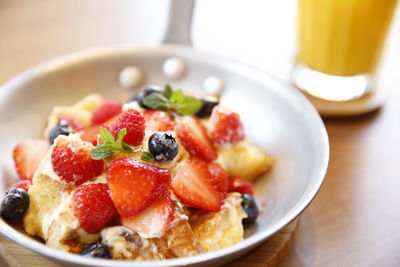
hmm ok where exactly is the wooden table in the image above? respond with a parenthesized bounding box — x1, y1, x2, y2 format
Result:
(1, 1, 400, 266)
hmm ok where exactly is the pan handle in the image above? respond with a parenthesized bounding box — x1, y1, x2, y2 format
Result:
(162, 0, 195, 46)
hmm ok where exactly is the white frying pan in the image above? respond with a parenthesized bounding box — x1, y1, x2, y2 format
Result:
(0, 1, 329, 266)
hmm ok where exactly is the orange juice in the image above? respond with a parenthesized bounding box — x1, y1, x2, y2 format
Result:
(297, 0, 398, 76)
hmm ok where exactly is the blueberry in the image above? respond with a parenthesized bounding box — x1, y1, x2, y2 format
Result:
(0, 189, 29, 220)
(131, 86, 162, 109)
(241, 194, 259, 228)
(80, 242, 111, 259)
(49, 120, 72, 144)
(148, 132, 179, 162)
(196, 97, 219, 118)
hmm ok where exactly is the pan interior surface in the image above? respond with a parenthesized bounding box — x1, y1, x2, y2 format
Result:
(0, 44, 328, 267)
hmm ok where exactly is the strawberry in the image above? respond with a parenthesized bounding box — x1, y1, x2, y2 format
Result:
(72, 183, 119, 234)
(51, 137, 104, 185)
(59, 114, 85, 132)
(6, 180, 32, 193)
(207, 162, 228, 198)
(106, 158, 171, 217)
(176, 116, 216, 162)
(81, 113, 120, 145)
(91, 100, 122, 125)
(209, 105, 245, 145)
(144, 110, 176, 132)
(121, 193, 174, 238)
(228, 176, 254, 196)
(13, 140, 50, 181)
(171, 159, 223, 212)
(81, 124, 101, 145)
(109, 109, 145, 146)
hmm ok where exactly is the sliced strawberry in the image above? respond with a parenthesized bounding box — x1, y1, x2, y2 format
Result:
(51, 136, 104, 185)
(176, 116, 216, 162)
(81, 124, 101, 145)
(207, 162, 228, 198)
(72, 183, 119, 234)
(171, 159, 223, 212)
(59, 114, 85, 132)
(109, 109, 145, 146)
(92, 100, 122, 125)
(13, 140, 50, 181)
(80, 113, 121, 145)
(209, 105, 245, 145)
(228, 176, 254, 196)
(121, 193, 174, 238)
(106, 158, 171, 217)
(6, 180, 32, 193)
(144, 110, 176, 132)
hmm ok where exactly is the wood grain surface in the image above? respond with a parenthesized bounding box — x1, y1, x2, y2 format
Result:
(1, 1, 400, 267)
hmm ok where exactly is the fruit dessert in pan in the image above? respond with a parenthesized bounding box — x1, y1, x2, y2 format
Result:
(1, 85, 273, 260)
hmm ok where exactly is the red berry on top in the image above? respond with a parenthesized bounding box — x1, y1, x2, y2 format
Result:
(207, 162, 228, 199)
(171, 159, 223, 212)
(228, 176, 254, 196)
(209, 105, 245, 146)
(121, 193, 174, 238)
(7, 180, 32, 193)
(81, 124, 102, 145)
(106, 158, 171, 217)
(176, 116, 217, 162)
(71, 183, 119, 234)
(144, 110, 176, 132)
(91, 100, 122, 126)
(13, 140, 50, 181)
(51, 136, 104, 185)
(109, 109, 145, 146)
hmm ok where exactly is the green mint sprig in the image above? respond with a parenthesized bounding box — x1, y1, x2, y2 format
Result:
(143, 84, 203, 115)
(90, 128, 142, 160)
(140, 151, 155, 162)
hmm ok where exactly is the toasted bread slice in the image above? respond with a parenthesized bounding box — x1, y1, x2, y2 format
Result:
(217, 139, 273, 180)
(190, 193, 246, 252)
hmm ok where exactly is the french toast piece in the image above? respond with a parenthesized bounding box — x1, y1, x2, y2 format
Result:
(102, 200, 204, 260)
(217, 139, 273, 181)
(190, 193, 246, 252)
(43, 94, 103, 138)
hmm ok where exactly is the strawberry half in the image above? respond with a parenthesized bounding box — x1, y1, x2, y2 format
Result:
(91, 100, 122, 125)
(171, 159, 223, 212)
(106, 158, 171, 217)
(228, 176, 254, 196)
(6, 180, 32, 193)
(51, 137, 104, 185)
(72, 183, 119, 234)
(121, 193, 174, 238)
(81, 113, 120, 145)
(13, 140, 50, 181)
(144, 110, 176, 132)
(207, 162, 228, 198)
(209, 105, 245, 145)
(176, 116, 216, 162)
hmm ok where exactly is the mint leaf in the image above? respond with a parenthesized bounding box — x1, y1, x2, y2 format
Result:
(116, 128, 127, 145)
(121, 142, 133, 152)
(141, 151, 155, 162)
(90, 145, 115, 160)
(100, 127, 115, 144)
(163, 84, 173, 99)
(90, 128, 141, 160)
(143, 93, 170, 111)
(170, 90, 203, 115)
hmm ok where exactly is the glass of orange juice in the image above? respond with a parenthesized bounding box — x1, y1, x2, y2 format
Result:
(292, 0, 398, 101)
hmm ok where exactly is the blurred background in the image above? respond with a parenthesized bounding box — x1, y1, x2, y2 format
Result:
(1, 0, 400, 266)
